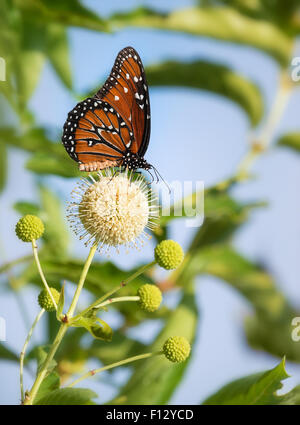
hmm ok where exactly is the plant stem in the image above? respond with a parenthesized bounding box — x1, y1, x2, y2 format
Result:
(20, 308, 45, 402)
(24, 322, 69, 405)
(94, 296, 140, 309)
(31, 239, 57, 310)
(237, 71, 293, 179)
(71, 260, 155, 321)
(67, 244, 97, 317)
(23, 244, 97, 405)
(68, 351, 163, 388)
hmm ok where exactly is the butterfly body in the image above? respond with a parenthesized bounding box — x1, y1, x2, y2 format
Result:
(62, 47, 152, 173)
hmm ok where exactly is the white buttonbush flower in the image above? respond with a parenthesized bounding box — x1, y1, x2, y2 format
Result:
(67, 170, 158, 253)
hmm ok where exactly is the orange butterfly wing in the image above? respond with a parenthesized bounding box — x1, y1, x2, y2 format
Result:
(62, 47, 150, 172)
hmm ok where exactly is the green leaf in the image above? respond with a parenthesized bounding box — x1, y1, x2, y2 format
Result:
(193, 245, 293, 319)
(38, 185, 70, 257)
(190, 245, 300, 362)
(35, 387, 97, 405)
(277, 132, 300, 153)
(32, 345, 57, 375)
(0, 141, 7, 193)
(147, 60, 263, 126)
(280, 386, 300, 405)
(0, 343, 19, 362)
(14, 201, 40, 216)
(158, 186, 261, 245)
(110, 6, 292, 66)
(110, 282, 198, 405)
(71, 313, 113, 342)
(26, 152, 81, 178)
(33, 372, 60, 405)
(45, 23, 72, 89)
(89, 332, 145, 366)
(56, 283, 65, 321)
(0, 127, 64, 156)
(16, 0, 108, 32)
(203, 358, 288, 405)
(15, 50, 45, 107)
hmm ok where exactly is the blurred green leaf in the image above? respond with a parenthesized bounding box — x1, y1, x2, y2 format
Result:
(0, 127, 64, 156)
(45, 23, 72, 89)
(35, 387, 97, 405)
(16, 0, 108, 32)
(34, 372, 60, 405)
(89, 332, 145, 366)
(16, 257, 152, 295)
(189, 190, 264, 255)
(0, 142, 7, 193)
(110, 6, 292, 66)
(14, 201, 40, 216)
(38, 186, 70, 257)
(110, 282, 197, 404)
(26, 152, 81, 178)
(277, 132, 300, 153)
(280, 386, 300, 405)
(190, 245, 300, 362)
(0, 343, 19, 362)
(203, 358, 288, 405)
(158, 187, 261, 245)
(147, 60, 264, 126)
(193, 245, 293, 320)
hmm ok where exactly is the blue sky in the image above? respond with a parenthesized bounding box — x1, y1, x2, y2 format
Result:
(1, 0, 300, 404)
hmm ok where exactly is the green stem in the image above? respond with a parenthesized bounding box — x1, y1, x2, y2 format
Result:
(68, 351, 163, 388)
(20, 308, 45, 402)
(67, 244, 97, 317)
(72, 260, 155, 322)
(237, 71, 293, 179)
(94, 296, 140, 309)
(31, 240, 57, 310)
(24, 322, 68, 405)
(23, 244, 97, 405)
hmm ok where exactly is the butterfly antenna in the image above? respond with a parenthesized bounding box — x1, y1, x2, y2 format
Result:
(151, 165, 171, 194)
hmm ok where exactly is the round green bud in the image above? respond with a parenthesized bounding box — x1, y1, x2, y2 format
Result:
(155, 240, 184, 270)
(38, 287, 60, 312)
(137, 284, 162, 312)
(163, 336, 191, 363)
(15, 215, 44, 242)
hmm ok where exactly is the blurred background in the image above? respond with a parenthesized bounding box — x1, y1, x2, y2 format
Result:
(1, 0, 300, 405)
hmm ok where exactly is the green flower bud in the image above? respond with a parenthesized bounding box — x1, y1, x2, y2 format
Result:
(137, 284, 162, 312)
(38, 287, 60, 312)
(155, 240, 184, 270)
(163, 336, 191, 363)
(15, 215, 44, 242)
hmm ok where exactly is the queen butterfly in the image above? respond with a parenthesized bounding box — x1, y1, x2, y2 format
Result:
(62, 46, 153, 174)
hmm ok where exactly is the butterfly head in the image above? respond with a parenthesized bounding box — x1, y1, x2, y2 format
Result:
(122, 151, 151, 171)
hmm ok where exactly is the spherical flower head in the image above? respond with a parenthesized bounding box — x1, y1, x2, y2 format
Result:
(38, 287, 60, 312)
(15, 215, 44, 242)
(67, 170, 158, 253)
(155, 240, 184, 270)
(137, 284, 162, 312)
(163, 336, 191, 363)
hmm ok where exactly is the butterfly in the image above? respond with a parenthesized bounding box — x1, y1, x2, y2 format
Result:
(62, 46, 154, 175)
